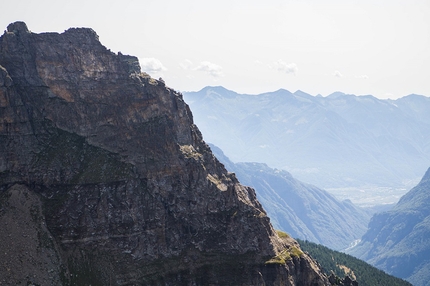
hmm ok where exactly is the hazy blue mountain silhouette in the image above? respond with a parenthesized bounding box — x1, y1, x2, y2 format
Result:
(184, 87, 430, 195)
(348, 167, 430, 286)
(210, 144, 370, 251)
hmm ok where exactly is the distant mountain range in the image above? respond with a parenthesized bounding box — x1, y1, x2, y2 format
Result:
(184, 86, 430, 205)
(348, 167, 430, 286)
(210, 144, 370, 251)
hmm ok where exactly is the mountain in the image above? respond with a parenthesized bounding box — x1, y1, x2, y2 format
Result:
(0, 22, 329, 285)
(297, 239, 412, 286)
(348, 167, 430, 286)
(210, 144, 370, 251)
(183, 86, 430, 205)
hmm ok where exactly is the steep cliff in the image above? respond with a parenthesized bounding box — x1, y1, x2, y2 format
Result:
(0, 22, 329, 285)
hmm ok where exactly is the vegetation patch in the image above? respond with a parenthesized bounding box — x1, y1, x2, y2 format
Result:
(337, 264, 356, 280)
(297, 239, 412, 286)
(180, 144, 202, 160)
(276, 230, 290, 239)
(265, 246, 303, 265)
(148, 77, 158, 85)
(207, 174, 228, 192)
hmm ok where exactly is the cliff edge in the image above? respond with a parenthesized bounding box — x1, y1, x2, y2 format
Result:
(0, 22, 329, 285)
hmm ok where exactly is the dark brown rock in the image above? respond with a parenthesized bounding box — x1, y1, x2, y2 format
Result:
(0, 22, 330, 285)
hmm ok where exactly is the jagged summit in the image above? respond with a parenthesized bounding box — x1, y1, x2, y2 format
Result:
(6, 21, 30, 34)
(0, 22, 329, 285)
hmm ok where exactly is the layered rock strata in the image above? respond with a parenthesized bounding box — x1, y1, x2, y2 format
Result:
(0, 22, 329, 285)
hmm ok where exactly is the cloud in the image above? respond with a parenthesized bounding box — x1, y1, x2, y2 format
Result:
(139, 58, 167, 73)
(274, 60, 298, 75)
(333, 70, 343, 78)
(355, 75, 369, 79)
(180, 59, 193, 70)
(194, 61, 224, 78)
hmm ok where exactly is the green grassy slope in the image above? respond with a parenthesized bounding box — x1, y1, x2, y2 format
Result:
(297, 239, 412, 286)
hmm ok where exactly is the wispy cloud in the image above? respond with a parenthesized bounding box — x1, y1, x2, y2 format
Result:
(179, 59, 193, 70)
(254, 60, 264, 66)
(355, 75, 369, 79)
(333, 70, 343, 78)
(194, 61, 224, 78)
(139, 58, 167, 73)
(274, 60, 298, 75)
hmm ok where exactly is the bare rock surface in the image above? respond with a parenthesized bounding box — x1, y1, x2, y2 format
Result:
(0, 21, 329, 285)
(0, 184, 63, 285)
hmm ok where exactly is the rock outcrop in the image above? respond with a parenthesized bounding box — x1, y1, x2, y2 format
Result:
(0, 22, 329, 285)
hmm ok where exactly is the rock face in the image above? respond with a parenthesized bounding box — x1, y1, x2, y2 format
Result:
(348, 167, 430, 286)
(0, 22, 329, 285)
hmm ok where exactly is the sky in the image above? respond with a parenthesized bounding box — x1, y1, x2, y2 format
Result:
(1, 0, 429, 99)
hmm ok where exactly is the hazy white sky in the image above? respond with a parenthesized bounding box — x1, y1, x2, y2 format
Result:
(2, 0, 429, 98)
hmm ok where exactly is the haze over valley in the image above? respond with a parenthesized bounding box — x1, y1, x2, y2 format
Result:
(184, 86, 430, 207)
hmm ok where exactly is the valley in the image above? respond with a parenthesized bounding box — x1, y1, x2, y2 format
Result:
(326, 185, 412, 207)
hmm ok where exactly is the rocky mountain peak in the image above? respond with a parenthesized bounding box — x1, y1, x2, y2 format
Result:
(6, 21, 30, 34)
(0, 22, 329, 285)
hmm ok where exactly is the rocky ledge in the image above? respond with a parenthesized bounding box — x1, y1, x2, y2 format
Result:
(0, 22, 329, 285)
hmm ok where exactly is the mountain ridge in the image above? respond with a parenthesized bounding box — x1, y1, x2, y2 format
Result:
(183, 86, 430, 205)
(0, 22, 329, 285)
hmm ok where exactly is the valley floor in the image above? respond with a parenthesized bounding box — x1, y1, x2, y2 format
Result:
(325, 184, 417, 207)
